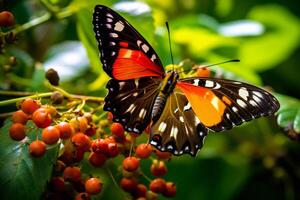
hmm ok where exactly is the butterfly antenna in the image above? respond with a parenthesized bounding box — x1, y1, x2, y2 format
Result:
(191, 59, 240, 70)
(166, 22, 174, 69)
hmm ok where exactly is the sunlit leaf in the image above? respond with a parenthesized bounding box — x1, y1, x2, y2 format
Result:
(276, 94, 300, 133)
(239, 5, 300, 71)
(0, 120, 58, 200)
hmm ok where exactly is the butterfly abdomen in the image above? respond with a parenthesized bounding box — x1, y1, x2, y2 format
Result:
(151, 93, 167, 122)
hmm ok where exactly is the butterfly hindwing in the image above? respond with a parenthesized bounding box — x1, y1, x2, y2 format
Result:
(93, 5, 164, 80)
(150, 87, 208, 156)
(104, 77, 161, 134)
(177, 77, 280, 132)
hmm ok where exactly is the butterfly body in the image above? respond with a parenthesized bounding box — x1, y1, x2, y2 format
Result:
(93, 5, 280, 156)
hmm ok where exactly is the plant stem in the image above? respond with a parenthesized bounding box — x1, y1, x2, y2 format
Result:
(0, 91, 34, 96)
(12, 13, 52, 35)
(0, 92, 53, 106)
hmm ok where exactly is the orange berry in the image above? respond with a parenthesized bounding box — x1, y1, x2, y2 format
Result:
(196, 67, 211, 77)
(56, 122, 73, 139)
(42, 126, 60, 145)
(12, 110, 28, 124)
(29, 140, 46, 157)
(110, 123, 125, 138)
(150, 160, 168, 177)
(78, 117, 88, 132)
(9, 123, 26, 141)
(72, 133, 91, 151)
(123, 156, 140, 172)
(32, 108, 52, 128)
(91, 138, 109, 154)
(107, 112, 113, 121)
(21, 98, 40, 114)
(136, 143, 152, 158)
(107, 142, 119, 157)
(134, 184, 147, 198)
(120, 177, 138, 193)
(88, 152, 107, 167)
(149, 178, 166, 194)
(63, 166, 81, 182)
(162, 182, 176, 197)
(85, 177, 102, 195)
(0, 11, 15, 27)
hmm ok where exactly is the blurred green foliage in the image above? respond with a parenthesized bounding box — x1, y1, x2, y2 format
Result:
(0, 0, 300, 200)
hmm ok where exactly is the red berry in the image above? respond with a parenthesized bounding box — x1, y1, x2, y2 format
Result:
(91, 139, 109, 154)
(50, 177, 65, 192)
(21, 98, 40, 115)
(63, 166, 81, 182)
(85, 125, 96, 136)
(72, 132, 91, 151)
(110, 123, 125, 138)
(123, 156, 140, 172)
(0, 11, 15, 27)
(56, 122, 73, 139)
(196, 66, 211, 77)
(150, 161, 168, 177)
(29, 140, 46, 157)
(120, 177, 138, 193)
(12, 110, 28, 124)
(9, 123, 26, 141)
(75, 192, 90, 200)
(88, 152, 107, 167)
(136, 143, 152, 158)
(32, 108, 52, 128)
(149, 178, 166, 194)
(42, 126, 60, 145)
(162, 182, 176, 197)
(107, 142, 119, 157)
(155, 150, 172, 160)
(85, 177, 102, 195)
(134, 184, 147, 198)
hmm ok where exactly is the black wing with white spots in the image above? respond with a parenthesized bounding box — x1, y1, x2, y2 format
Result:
(180, 77, 280, 132)
(150, 88, 208, 156)
(93, 5, 164, 78)
(104, 77, 161, 134)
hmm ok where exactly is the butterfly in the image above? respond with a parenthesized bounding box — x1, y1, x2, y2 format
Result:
(92, 5, 280, 156)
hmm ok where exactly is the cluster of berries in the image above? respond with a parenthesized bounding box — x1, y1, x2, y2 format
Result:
(8, 97, 176, 199)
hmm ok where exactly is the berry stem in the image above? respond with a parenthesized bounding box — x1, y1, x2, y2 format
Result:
(139, 170, 152, 183)
(0, 92, 53, 107)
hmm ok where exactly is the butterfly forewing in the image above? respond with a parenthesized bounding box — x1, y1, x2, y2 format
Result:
(177, 77, 280, 132)
(150, 88, 208, 156)
(104, 77, 161, 134)
(93, 5, 164, 80)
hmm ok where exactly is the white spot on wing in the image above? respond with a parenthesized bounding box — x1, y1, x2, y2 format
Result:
(126, 104, 136, 113)
(179, 116, 184, 122)
(109, 33, 118, 38)
(183, 103, 191, 111)
(226, 113, 230, 120)
(253, 91, 263, 98)
(232, 106, 238, 112)
(249, 100, 257, 106)
(193, 79, 200, 86)
(237, 99, 247, 108)
(106, 13, 114, 18)
(114, 21, 124, 32)
(151, 54, 156, 62)
(158, 122, 167, 132)
(214, 83, 221, 89)
(239, 87, 249, 100)
(253, 95, 261, 103)
(141, 44, 149, 52)
(107, 18, 113, 23)
(137, 40, 142, 46)
(205, 80, 214, 87)
(106, 24, 112, 28)
(170, 126, 178, 139)
(134, 79, 139, 88)
(139, 108, 147, 119)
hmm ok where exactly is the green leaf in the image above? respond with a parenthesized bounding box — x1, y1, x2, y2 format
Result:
(239, 4, 300, 71)
(275, 94, 300, 133)
(0, 120, 59, 200)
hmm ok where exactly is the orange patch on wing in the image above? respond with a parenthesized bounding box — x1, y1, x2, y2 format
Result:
(176, 82, 226, 127)
(119, 42, 129, 47)
(222, 96, 232, 105)
(112, 48, 164, 80)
